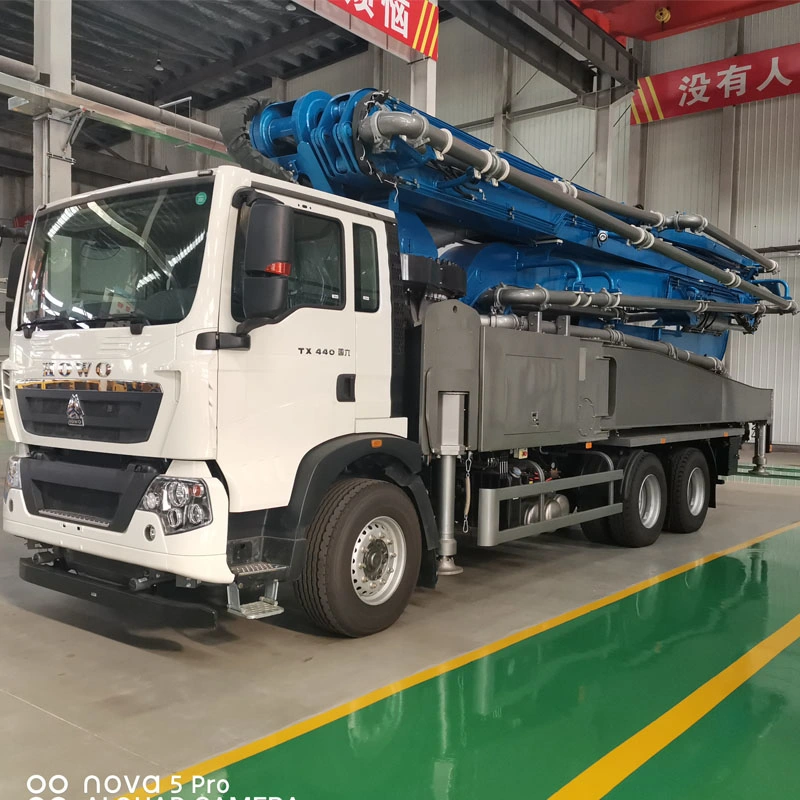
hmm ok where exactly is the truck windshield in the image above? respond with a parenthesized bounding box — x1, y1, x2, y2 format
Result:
(20, 180, 213, 329)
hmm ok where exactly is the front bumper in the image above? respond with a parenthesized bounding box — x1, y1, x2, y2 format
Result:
(4, 462, 235, 585)
(19, 558, 219, 627)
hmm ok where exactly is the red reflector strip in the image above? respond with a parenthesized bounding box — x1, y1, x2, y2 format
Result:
(265, 261, 291, 276)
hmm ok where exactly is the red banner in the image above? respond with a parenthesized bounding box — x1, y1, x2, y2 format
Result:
(631, 42, 800, 124)
(327, 0, 439, 60)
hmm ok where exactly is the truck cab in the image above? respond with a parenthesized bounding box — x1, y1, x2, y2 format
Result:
(4, 165, 426, 634)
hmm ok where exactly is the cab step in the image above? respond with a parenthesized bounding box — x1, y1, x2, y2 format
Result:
(226, 581, 284, 620)
(230, 561, 287, 578)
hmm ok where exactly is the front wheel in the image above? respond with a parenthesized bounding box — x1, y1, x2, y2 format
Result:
(296, 478, 422, 637)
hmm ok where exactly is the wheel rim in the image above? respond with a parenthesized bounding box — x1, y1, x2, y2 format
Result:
(686, 466, 706, 517)
(351, 516, 407, 606)
(638, 473, 662, 529)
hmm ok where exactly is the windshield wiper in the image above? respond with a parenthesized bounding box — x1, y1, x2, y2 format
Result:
(20, 317, 85, 339)
(87, 313, 151, 335)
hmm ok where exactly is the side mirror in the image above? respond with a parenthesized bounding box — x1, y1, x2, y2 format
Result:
(5, 243, 25, 331)
(241, 199, 294, 319)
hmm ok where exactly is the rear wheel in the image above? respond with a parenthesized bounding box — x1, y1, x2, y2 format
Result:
(664, 447, 710, 533)
(578, 465, 614, 544)
(296, 478, 422, 637)
(581, 517, 613, 544)
(609, 452, 667, 548)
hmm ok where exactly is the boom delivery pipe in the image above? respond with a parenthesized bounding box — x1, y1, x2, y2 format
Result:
(563, 194, 780, 276)
(478, 285, 775, 317)
(358, 111, 796, 314)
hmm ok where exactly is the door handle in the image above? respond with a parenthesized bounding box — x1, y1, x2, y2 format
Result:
(336, 373, 356, 402)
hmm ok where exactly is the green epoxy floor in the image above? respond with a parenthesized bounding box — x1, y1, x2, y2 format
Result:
(609, 641, 800, 799)
(161, 525, 800, 800)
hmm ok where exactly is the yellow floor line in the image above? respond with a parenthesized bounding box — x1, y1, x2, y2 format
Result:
(550, 611, 800, 799)
(124, 519, 800, 800)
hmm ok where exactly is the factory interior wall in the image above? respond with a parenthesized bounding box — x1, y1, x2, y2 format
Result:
(636, 5, 800, 445)
(2, 11, 799, 438)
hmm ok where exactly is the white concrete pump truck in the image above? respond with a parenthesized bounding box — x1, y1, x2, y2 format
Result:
(2, 90, 792, 636)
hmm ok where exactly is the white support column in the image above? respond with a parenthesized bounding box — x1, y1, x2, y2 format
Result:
(370, 44, 385, 90)
(271, 77, 288, 103)
(410, 57, 436, 114)
(33, 0, 73, 206)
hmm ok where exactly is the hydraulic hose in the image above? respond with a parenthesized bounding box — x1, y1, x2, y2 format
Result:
(358, 110, 795, 314)
(479, 313, 726, 374)
(220, 97, 293, 182)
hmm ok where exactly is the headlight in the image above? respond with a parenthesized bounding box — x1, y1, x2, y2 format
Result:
(5, 456, 22, 502)
(137, 477, 212, 534)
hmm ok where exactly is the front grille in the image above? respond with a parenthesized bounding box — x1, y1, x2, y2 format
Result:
(20, 457, 160, 532)
(36, 482, 119, 526)
(16, 389, 162, 443)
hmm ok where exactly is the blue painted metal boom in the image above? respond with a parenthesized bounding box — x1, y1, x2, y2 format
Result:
(246, 88, 791, 359)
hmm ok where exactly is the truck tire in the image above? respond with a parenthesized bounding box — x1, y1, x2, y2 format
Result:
(609, 452, 667, 548)
(664, 447, 710, 533)
(577, 465, 614, 544)
(578, 483, 613, 543)
(296, 478, 422, 637)
(581, 518, 612, 544)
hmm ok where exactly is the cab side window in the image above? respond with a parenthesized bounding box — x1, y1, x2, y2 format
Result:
(290, 213, 344, 310)
(232, 207, 344, 320)
(354, 224, 379, 313)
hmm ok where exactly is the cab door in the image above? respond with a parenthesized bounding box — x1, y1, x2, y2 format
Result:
(351, 220, 405, 435)
(216, 194, 356, 513)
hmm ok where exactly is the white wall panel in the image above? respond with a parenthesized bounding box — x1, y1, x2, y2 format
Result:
(511, 63, 575, 109)
(728, 257, 800, 445)
(644, 110, 724, 222)
(436, 19, 499, 126)
(608, 97, 631, 202)
(508, 107, 596, 185)
(735, 93, 800, 248)
(743, 4, 800, 51)
(649, 25, 727, 73)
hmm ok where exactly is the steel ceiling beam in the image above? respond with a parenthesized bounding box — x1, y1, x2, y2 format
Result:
(443, 0, 596, 96)
(508, 0, 638, 89)
(0, 127, 167, 183)
(153, 18, 337, 104)
(75, 0, 234, 57)
(1, 71, 229, 161)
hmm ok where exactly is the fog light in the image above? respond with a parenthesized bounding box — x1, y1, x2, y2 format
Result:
(141, 490, 160, 511)
(4, 456, 22, 502)
(144, 524, 156, 542)
(186, 503, 206, 526)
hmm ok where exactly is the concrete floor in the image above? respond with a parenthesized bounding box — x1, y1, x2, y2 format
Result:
(1, 433, 800, 798)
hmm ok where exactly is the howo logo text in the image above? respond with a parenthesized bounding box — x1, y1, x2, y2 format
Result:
(43, 361, 112, 378)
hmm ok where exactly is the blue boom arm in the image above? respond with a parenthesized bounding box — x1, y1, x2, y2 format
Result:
(245, 88, 791, 359)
